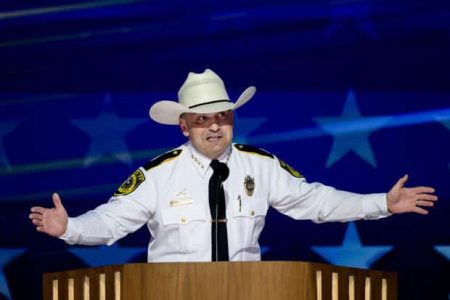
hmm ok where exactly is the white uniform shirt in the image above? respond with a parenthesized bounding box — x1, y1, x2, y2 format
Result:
(61, 142, 390, 262)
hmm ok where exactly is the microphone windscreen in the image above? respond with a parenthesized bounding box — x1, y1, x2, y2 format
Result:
(217, 162, 229, 181)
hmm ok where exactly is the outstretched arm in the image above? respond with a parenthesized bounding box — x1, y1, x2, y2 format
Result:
(29, 193, 68, 237)
(387, 175, 438, 214)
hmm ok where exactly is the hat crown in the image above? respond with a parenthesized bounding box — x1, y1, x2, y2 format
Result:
(178, 69, 230, 108)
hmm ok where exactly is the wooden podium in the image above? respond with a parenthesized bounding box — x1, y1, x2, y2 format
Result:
(43, 261, 397, 300)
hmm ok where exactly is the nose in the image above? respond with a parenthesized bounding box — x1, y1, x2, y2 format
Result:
(209, 121, 220, 132)
(208, 114, 227, 132)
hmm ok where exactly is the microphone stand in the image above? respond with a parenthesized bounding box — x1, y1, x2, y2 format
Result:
(213, 162, 229, 262)
(215, 181, 220, 261)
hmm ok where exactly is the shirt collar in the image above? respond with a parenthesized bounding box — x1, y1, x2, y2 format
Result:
(187, 142, 232, 178)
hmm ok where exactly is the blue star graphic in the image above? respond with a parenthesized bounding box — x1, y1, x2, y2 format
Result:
(69, 244, 146, 267)
(71, 111, 146, 167)
(436, 118, 450, 169)
(437, 118, 450, 132)
(233, 112, 266, 144)
(326, 0, 376, 38)
(434, 246, 450, 261)
(311, 222, 393, 269)
(314, 89, 391, 168)
(434, 248, 450, 300)
(260, 245, 271, 256)
(0, 248, 26, 300)
(0, 120, 21, 170)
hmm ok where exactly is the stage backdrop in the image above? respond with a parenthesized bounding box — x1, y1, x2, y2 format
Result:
(1, 1, 449, 299)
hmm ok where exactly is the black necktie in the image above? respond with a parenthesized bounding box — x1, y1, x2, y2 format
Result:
(209, 159, 229, 261)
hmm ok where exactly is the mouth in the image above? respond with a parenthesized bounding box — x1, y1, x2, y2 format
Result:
(206, 136, 222, 142)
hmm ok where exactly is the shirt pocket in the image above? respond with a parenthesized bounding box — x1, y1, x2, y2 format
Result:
(160, 205, 209, 254)
(229, 197, 268, 252)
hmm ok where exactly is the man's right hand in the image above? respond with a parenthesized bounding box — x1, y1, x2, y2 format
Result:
(29, 193, 68, 237)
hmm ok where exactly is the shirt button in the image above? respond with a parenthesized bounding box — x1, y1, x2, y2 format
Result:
(250, 211, 255, 216)
(181, 217, 187, 223)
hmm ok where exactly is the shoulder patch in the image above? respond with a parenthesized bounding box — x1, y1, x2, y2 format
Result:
(144, 149, 182, 171)
(114, 169, 145, 196)
(234, 144, 274, 159)
(279, 159, 303, 178)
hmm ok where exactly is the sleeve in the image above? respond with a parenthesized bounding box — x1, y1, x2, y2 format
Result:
(268, 157, 391, 223)
(60, 167, 155, 245)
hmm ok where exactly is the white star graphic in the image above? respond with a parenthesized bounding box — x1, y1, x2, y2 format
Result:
(311, 222, 393, 269)
(314, 89, 390, 168)
(233, 112, 266, 144)
(71, 111, 146, 167)
(0, 120, 21, 170)
(0, 248, 26, 300)
(69, 244, 146, 267)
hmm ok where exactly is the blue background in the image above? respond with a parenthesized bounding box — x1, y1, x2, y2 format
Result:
(1, 0, 449, 299)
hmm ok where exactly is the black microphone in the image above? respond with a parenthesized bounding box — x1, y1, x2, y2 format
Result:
(211, 160, 229, 182)
(215, 162, 229, 182)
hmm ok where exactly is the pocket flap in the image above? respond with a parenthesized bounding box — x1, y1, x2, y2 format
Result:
(161, 205, 208, 225)
(232, 199, 268, 218)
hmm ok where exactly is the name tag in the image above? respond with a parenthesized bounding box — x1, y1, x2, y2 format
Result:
(170, 198, 194, 206)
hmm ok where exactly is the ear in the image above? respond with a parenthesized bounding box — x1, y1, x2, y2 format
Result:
(179, 117, 189, 137)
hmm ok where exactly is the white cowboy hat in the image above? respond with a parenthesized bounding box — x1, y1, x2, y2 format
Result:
(149, 69, 256, 125)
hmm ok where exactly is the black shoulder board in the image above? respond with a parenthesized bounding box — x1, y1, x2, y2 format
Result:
(144, 149, 182, 171)
(234, 144, 274, 159)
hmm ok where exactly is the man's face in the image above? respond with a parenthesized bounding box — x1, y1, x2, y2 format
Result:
(179, 110, 234, 159)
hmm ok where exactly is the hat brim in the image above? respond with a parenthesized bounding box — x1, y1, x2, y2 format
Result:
(149, 86, 256, 125)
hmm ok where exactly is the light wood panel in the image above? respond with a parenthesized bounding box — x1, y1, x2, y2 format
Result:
(43, 261, 397, 300)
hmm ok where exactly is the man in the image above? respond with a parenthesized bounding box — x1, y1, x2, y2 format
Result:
(29, 69, 437, 262)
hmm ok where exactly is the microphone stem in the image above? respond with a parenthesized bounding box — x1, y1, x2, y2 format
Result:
(214, 179, 222, 262)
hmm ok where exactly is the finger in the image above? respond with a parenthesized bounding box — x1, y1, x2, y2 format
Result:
(416, 194, 438, 201)
(52, 193, 63, 209)
(31, 218, 42, 226)
(30, 207, 45, 214)
(410, 187, 435, 194)
(414, 207, 429, 215)
(29, 212, 42, 220)
(416, 200, 434, 207)
(394, 174, 408, 189)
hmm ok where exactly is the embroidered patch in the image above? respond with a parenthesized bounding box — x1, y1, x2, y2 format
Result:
(244, 175, 255, 197)
(114, 169, 145, 196)
(279, 159, 303, 178)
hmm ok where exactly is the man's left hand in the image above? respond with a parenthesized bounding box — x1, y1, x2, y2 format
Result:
(387, 174, 438, 214)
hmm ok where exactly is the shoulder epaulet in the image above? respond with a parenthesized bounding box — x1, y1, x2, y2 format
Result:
(144, 149, 183, 171)
(278, 159, 304, 178)
(234, 144, 274, 159)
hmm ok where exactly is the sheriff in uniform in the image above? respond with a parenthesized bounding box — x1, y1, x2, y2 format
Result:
(30, 69, 438, 262)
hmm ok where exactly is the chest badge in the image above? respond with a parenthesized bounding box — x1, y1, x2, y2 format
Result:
(244, 175, 255, 197)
